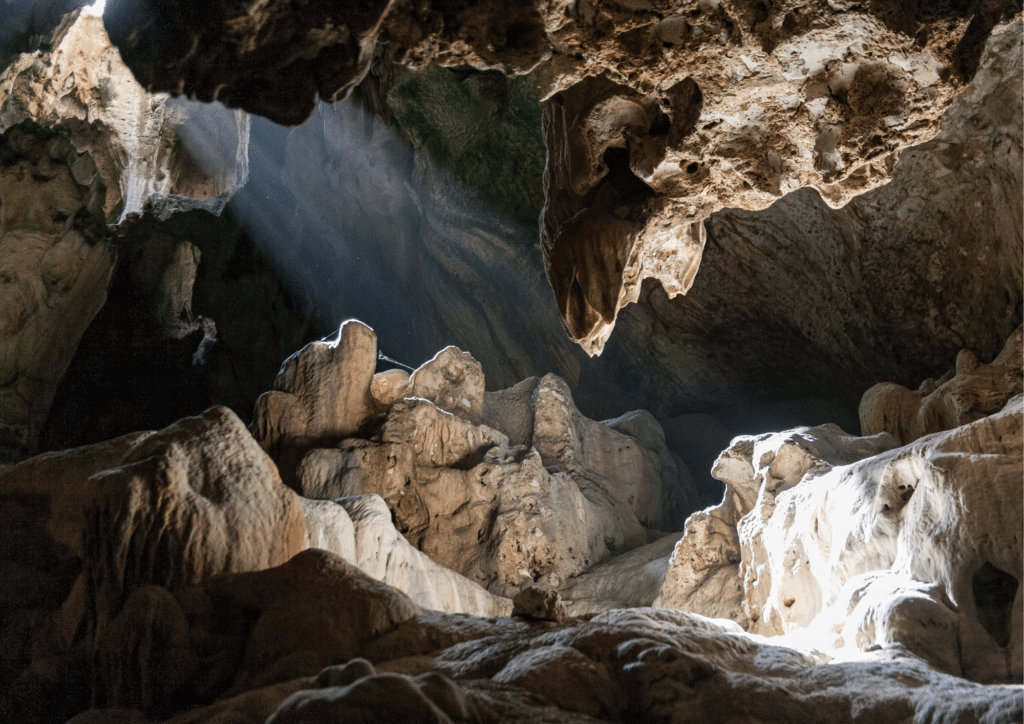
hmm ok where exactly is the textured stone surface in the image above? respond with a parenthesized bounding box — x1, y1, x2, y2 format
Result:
(98, 0, 1017, 362)
(658, 397, 1023, 684)
(0, 125, 114, 461)
(251, 320, 380, 486)
(607, 19, 1024, 417)
(295, 349, 696, 596)
(536, 3, 1013, 353)
(315, 494, 512, 618)
(860, 325, 1024, 445)
(0, 10, 248, 221)
(0, 10, 251, 462)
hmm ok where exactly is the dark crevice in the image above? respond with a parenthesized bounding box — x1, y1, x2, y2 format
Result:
(598, 147, 655, 207)
(972, 561, 1019, 648)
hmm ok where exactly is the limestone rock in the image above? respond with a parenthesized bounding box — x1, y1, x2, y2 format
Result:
(97, 0, 1015, 362)
(77, 406, 307, 634)
(314, 494, 512, 618)
(251, 320, 380, 484)
(0, 406, 305, 624)
(661, 399, 1023, 683)
(0, 198, 114, 461)
(293, 344, 696, 596)
(0, 10, 248, 222)
(0, 9, 249, 461)
(604, 19, 1023, 417)
(269, 671, 469, 724)
(537, 6, 1009, 354)
(512, 586, 568, 623)
(860, 325, 1024, 445)
(370, 368, 411, 407)
(40, 556, 1024, 724)
(656, 423, 901, 624)
(561, 532, 683, 616)
(93, 549, 424, 712)
(407, 346, 486, 424)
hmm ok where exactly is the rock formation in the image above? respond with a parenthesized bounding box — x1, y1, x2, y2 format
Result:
(0, 10, 248, 222)
(67, 576, 1024, 724)
(656, 387, 1022, 683)
(102, 0, 1018, 357)
(860, 324, 1024, 445)
(254, 320, 697, 596)
(0, 1, 1021, 722)
(0, 9, 252, 462)
(605, 17, 1023, 419)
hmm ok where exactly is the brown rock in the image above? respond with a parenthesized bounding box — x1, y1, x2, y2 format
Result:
(512, 586, 568, 623)
(295, 353, 696, 596)
(252, 320, 380, 484)
(268, 672, 455, 724)
(407, 346, 486, 424)
(0, 10, 246, 221)
(860, 325, 1024, 445)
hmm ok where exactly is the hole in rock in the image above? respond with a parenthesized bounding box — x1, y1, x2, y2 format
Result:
(667, 77, 703, 139)
(972, 561, 1019, 648)
(599, 147, 655, 206)
(648, 109, 671, 136)
(685, 161, 700, 174)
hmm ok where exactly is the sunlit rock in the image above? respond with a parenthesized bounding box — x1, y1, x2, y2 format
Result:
(860, 324, 1024, 445)
(536, 6, 1014, 354)
(598, 19, 1022, 417)
(658, 396, 1023, 683)
(306, 494, 511, 618)
(251, 320, 380, 485)
(263, 325, 696, 595)
(0, 9, 252, 461)
(0, 10, 248, 222)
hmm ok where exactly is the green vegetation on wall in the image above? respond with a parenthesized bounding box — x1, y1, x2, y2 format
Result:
(380, 61, 546, 230)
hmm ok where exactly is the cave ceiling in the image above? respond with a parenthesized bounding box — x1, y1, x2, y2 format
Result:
(100, 0, 1022, 353)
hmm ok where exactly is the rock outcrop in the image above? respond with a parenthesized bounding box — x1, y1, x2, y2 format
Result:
(860, 324, 1024, 445)
(0, 402, 514, 720)
(607, 18, 1023, 418)
(254, 320, 698, 596)
(0, 10, 248, 222)
(657, 394, 1022, 683)
(100, 1, 1018, 358)
(0, 9, 252, 462)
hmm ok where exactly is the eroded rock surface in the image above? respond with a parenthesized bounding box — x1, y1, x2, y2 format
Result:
(99, 1, 1017, 358)
(860, 324, 1024, 445)
(605, 18, 1023, 418)
(73, 592, 1024, 724)
(0, 10, 252, 462)
(658, 396, 1023, 683)
(536, 3, 1016, 353)
(0, 10, 248, 222)
(254, 321, 697, 596)
(0, 125, 114, 461)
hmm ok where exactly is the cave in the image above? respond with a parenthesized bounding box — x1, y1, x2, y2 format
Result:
(0, 0, 1022, 722)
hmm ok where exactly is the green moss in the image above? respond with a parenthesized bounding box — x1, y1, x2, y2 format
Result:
(383, 63, 546, 230)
